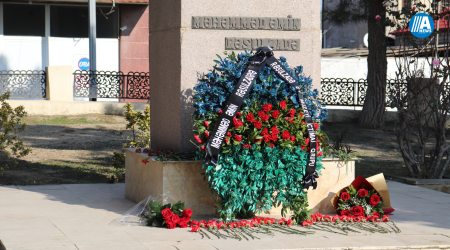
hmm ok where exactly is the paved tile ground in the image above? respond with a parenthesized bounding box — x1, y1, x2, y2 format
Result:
(1, 181, 450, 250)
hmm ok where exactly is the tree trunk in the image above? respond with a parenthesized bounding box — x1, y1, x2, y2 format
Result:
(359, 0, 387, 129)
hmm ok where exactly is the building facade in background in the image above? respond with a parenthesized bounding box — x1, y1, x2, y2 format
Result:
(0, 1, 148, 74)
(321, 0, 368, 49)
(321, 0, 420, 48)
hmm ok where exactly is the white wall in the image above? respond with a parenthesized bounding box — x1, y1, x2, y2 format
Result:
(49, 37, 119, 71)
(321, 57, 433, 80)
(1, 36, 45, 71)
(48, 37, 120, 102)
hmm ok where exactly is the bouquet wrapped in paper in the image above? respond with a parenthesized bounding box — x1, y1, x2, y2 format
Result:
(331, 173, 395, 216)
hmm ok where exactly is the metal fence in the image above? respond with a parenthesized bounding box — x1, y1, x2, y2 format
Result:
(321, 78, 408, 106)
(0, 70, 46, 99)
(73, 70, 149, 99)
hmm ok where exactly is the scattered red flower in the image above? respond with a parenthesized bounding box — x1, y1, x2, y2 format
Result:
(161, 208, 173, 219)
(261, 128, 269, 136)
(194, 134, 203, 144)
(246, 113, 255, 123)
(351, 206, 365, 217)
(340, 192, 350, 201)
(340, 209, 351, 217)
(262, 104, 272, 112)
(313, 122, 319, 130)
(271, 126, 279, 135)
(233, 117, 243, 128)
(271, 110, 280, 119)
(271, 134, 278, 142)
(288, 108, 295, 117)
(282, 131, 290, 140)
(370, 194, 380, 206)
(254, 121, 263, 129)
(182, 208, 193, 218)
(359, 189, 368, 197)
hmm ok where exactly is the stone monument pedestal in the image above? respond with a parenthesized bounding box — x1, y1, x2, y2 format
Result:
(125, 149, 355, 216)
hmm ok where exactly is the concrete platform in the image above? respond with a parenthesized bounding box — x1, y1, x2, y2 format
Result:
(125, 149, 356, 216)
(0, 181, 450, 250)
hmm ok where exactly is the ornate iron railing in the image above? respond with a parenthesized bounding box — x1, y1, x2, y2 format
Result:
(321, 78, 408, 106)
(73, 70, 149, 99)
(0, 70, 46, 99)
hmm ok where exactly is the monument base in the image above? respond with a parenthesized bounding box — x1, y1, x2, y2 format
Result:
(125, 149, 355, 216)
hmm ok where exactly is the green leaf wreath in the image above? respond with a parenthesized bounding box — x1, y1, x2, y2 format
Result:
(192, 51, 327, 221)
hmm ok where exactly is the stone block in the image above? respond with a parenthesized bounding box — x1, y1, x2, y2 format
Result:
(149, 0, 321, 152)
(125, 149, 355, 216)
(45, 66, 73, 102)
(265, 158, 355, 215)
(125, 149, 217, 216)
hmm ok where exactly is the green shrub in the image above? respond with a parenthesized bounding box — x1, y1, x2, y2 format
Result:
(0, 92, 32, 172)
(112, 103, 150, 169)
(281, 194, 312, 224)
(123, 103, 150, 148)
(111, 151, 125, 169)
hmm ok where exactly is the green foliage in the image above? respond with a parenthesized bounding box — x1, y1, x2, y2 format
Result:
(144, 201, 185, 227)
(202, 144, 323, 222)
(123, 103, 150, 148)
(112, 103, 150, 169)
(0, 92, 32, 172)
(324, 130, 359, 164)
(281, 194, 312, 223)
(235, 205, 256, 219)
(111, 151, 125, 169)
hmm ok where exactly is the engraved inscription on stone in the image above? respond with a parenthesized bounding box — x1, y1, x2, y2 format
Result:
(225, 38, 300, 51)
(192, 16, 301, 31)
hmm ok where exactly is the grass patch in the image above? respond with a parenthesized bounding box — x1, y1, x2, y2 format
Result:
(356, 159, 406, 178)
(22, 114, 126, 125)
(0, 158, 125, 185)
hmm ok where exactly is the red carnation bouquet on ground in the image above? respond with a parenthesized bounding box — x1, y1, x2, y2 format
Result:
(161, 207, 193, 229)
(335, 185, 384, 218)
(331, 175, 396, 218)
(143, 200, 193, 229)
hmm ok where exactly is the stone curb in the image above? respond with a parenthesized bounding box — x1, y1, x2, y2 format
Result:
(385, 174, 450, 185)
(273, 246, 450, 250)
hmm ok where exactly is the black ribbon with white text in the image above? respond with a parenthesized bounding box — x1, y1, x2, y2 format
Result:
(203, 47, 318, 190)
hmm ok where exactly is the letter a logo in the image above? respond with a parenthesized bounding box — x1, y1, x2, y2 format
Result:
(419, 17, 431, 30)
(410, 13, 434, 38)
